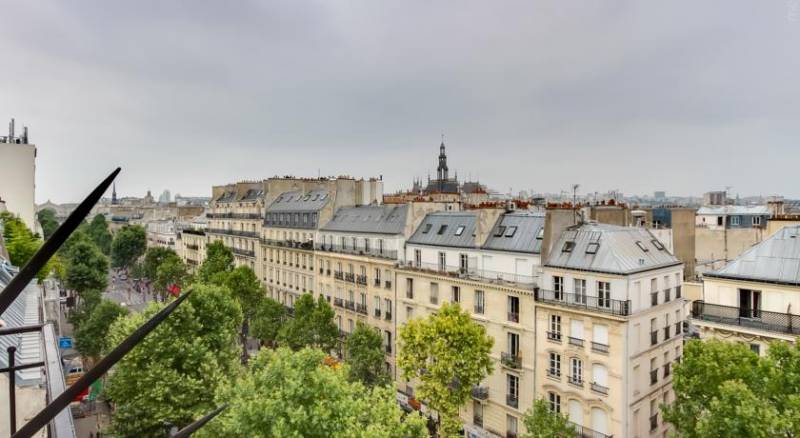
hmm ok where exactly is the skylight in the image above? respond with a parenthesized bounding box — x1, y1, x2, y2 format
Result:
(455, 225, 466, 236)
(651, 239, 665, 251)
(635, 241, 649, 252)
(494, 226, 507, 237)
(562, 241, 575, 253)
(505, 226, 517, 237)
(536, 228, 544, 239)
(586, 242, 600, 254)
(437, 224, 448, 235)
(422, 223, 433, 234)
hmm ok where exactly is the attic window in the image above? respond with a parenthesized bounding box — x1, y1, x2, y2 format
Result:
(635, 241, 649, 252)
(651, 239, 665, 251)
(536, 228, 544, 240)
(455, 225, 466, 236)
(303, 195, 311, 201)
(562, 241, 575, 253)
(422, 223, 433, 234)
(437, 224, 449, 235)
(586, 242, 600, 254)
(505, 226, 517, 237)
(494, 226, 507, 237)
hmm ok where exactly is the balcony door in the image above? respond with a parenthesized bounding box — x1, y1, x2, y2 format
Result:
(739, 289, 761, 318)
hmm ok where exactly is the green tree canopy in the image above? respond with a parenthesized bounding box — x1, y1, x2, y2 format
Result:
(277, 294, 339, 352)
(86, 214, 113, 255)
(224, 265, 265, 362)
(204, 347, 427, 438)
(346, 321, 390, 387)
(1, 211, 58, 281)
(250, 297, 286, 347)
(397, 302, 494, 438)
(36, 208, 59, 240)
(64, 240, 109, 294)
(154, 252, 189, 298)
(110, 225, 146, 269)
(522, 399, 576, 438)
(197, 240, 234, 284)
(663, 339, 800, 437)
(142, 246, 176, 280)
(105, 283, 243, 437)
(74, 299, 128, 361)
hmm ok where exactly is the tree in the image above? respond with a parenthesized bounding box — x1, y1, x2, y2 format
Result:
(203, 347, 427, 438)
(64, 240, 109, 295)
(68, 289, 102, 329)
(397, 302, 494, 438)
(346, 321, 390, 387)
(197, 240, 234, 284)
(1, 211, 57, 281)
(276, 294, 339, 352)
(224, 266, 265, 362)
(522, 399, 576, 438)
(663, 338, 800, 437)
(105, 283, 243, 437)
(154, 253, 189, 300)
(74, 299, 128, 362)
(110, 224, 146, 270)
(250, 298, 286, 347)
(36, 208, 59, 240)
(86, 214, 113, 255)
(142, 246, 175, 280)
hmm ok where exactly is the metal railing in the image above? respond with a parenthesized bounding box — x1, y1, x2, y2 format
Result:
(206, 212, 262, 220)
(356, 274, 368, 286)
(474, 305, 484, 314)
(568, 336, 584, 348)
(261, 238, 314, 250)
(691, 301, 800, 335)
(231, 247, 255, 258)
(508, 311, 519, 323)
(547, 331, 562, 342)
(345, 300, 356, 311)
(402, 261, 536, 288)
(207, 228, 259, 238)
(591, 342, 609, 354)
(506, 393, 519, 408)
(374, 308, 381, 318)
(674, 321, 682, 335)
(568, 375, 583, 387)
(314, 243, 398, 260)
(471, 385, 489, 400)
(590, 382, 608, 395)
(535, 289, 631, 316)
(501, 352, 522, 369)
(570, 421, 613, 438)
(356, 303, 368, 315)
(334, 298, 344, 308)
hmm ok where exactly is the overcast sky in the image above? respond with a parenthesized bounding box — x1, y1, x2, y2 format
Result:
(2, 1, 798, 203)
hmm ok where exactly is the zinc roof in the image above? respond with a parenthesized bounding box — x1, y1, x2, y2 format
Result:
(407, 212, 479, 248)
(266, 189, 330, 213)
(321, 204, 409, 235)
(483, 212, 545, 254)
(705, 225, 800, 286)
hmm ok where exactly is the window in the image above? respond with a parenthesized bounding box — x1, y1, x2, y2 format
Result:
(731, 215, 740, 226)
(592, 363, 608, 389)
(568, 400, 583, 425)
(414, 249, 421, 268)
(474, 290, 485, 314)
(506, 415, 518, 438)
(553, 276, 564, 300)
(437, 224, 448, 235)
(385, 298, 392, 317)
(753, 216, 762, 226)
(574, 279, 587, 304)
(508, 296, 520, 322)
(562, 241, 575, 252)
(406, 278, 414, 299)
(549, 352, 561, 377)
(378, 239, 384, 254)
(507, 374, 519, 406)
(455, 225, 466, 236)
(438, 252, 446, 271)
(739, 289, 762, 318)
(348, 319, 354, 333)
(598, 281, 610, 308)
(636, 240, 649, 252)
(459, 253, 469, 272)
(652, 239, 665, 250)
(586, 242, 600, 254)
(750, 343, 761, 355)
(374, 296, 381, 313)
(717, 216, 723, 226)
(570, 319, 584, 341)
(406, 306, 414, 319)
(570, 358, 583, 384)
(591, 408, 609, 436)
(508, 332, 519, 356)
(430, 282, 439, 304)
(364, 238, 370, 252)
(422, 223, 432, 233)
(548, 392, 561, 413)
(494, 225, 507, 237)
(451, 286, 461, 303)
(550, 315, 562, 339)
(505, 226, 518, 237)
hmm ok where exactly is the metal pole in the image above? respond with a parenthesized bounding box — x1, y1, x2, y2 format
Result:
(8, 346, 17, 434)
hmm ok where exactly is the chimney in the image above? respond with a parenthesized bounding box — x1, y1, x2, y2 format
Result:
(475, 208, 504, 245)
(9, 118, 14, 140)
(542, 207, 576, 262)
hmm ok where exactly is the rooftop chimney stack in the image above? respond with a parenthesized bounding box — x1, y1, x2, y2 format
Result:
(9, 118, 14, 140)
(23, 126, 28, 144)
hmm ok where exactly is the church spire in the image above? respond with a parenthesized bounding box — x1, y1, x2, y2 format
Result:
(437, 135, 449, 181)
(111, 182, 118, 205)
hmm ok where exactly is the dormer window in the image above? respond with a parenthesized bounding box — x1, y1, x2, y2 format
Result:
(455, 225, 466, 236)
(536, 228, 544, 240)
(562, 241, 575, 253)
(422, 223, 433, 234)
(505, 226, 517, 237)
(437, 224, 448, 235)
(635, 241, 649, 252)
(586, 242, 600, 254)
(494, 226, 507, 237)
(651, 239, 665, 251)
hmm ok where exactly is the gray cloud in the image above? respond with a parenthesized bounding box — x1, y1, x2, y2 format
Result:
(1, 0, 798, 202)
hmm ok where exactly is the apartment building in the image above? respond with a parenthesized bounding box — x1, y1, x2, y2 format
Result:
(534, 223, 685, 438)
(314, 202, 443, 375)
(0, 119, 36, 231)
(691, 225, 800, 354)
(207, 182, 265, 270)
(396, 209, 545, 438)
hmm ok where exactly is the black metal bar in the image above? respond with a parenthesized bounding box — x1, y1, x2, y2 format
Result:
(172, 404, 227, 437)
(0, 324, 45, 337)
(12, 290, 191, 438)
(8, 346, 17, 434)
(0, 168, 121, 315)
(0, 361, 45, 374)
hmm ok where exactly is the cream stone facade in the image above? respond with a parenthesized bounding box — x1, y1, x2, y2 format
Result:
(208, 181, 264, 271)
(0, 121, 36, 230)
(178, 229, 207, 271)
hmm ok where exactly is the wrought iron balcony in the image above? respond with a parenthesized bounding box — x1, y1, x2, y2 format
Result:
(474, 304, 485, 314)
(231, 247, 255, 258)
(568, 375, 583, 387)
(334, 271, 345, 280)
(535, 289, 631, 316)
(501, 352, 522, 369)
(674, 321, 682, 335)
(356, 274, 368, 286)
(570, 421, 613, 438)
(374, 308, 381, 318)
(663, 325, 671, 340)
(374, 278, 381, 287)
(691, 301, 800, 335)
(344, 272, 355, 283)
(591, 341, 609, 354)
(590, 382, 609, 395)
(345, 300, 356, 311)
(356, 303, 368, 315)
(473, 414, 483, 427)
(314, 243, 399, 260)
(663, 362, 671, 378)
(385, 344, 392, 354)
(676, 285, 682, 299)
(403, 261, 536, 289)
(568, 336, 584, 348)
(650, 414, 658, 431)
(207, 228, 259, 238)
(333, 298, 344, 308)
(471, 385, 489, 400)
(547, 331, 562, 343)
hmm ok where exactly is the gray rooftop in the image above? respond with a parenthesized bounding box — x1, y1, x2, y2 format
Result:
(705, 225, 800, 286)
(407, 212, 479, 248)
(321, 204, 409, 235)
(216, 190, 237, 203)
(697, 205, 770, 216)
(483, 212, 545, 254)
(266, 189, 330, 213)
(241, 188, 264, 201)
(545, 223, 681, 275)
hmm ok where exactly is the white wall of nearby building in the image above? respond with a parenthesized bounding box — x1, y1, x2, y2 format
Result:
(0, 142, 36, 230)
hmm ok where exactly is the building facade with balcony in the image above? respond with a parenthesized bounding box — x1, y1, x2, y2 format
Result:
(207, 182, 265, 271)
(692, 225, 800, 354)
(535, 223, 685, 438)
(397, 209, 544, 438)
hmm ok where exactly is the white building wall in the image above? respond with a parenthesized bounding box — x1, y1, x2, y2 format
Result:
(0, 142, 36, 230)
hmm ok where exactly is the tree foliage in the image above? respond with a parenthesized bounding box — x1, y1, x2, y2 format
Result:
(105, 283, 243, 437)
(250, 297, 286, 347)
(142, 247, 175, 280)
(36, 208, 59, 240)
(522, 399, 576, 438)
(663, 339, 800, 437)
(86, 214, 113, 255)
(110, 225, 146, 269)
(63, 240, 109, 294)
(224, 265, 265, 362)
(276, 294, 339, 352)
(74, 299, 128, 360)
(197, 240, 234, 284)
(154, 252, 189, 297)
(203, 347, 427, 438)
(397, 302, 494, 438)
(346, 321, 390, 387)
(1, 211, 57, 281)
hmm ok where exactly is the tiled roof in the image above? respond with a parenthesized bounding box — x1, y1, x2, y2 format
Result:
(407, 212, 479, 248)
(705, 225, 800, 286)
(321, 205, 408, 235)
(545, 223, 681, 275)
(483, 212, 545, 254)
(266, 189, 330, 213)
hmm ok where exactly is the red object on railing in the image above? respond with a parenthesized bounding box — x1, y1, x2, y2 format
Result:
(167, 284, 181, 297)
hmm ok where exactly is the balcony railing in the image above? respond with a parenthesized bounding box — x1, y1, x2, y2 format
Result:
(471, 385, 489, 400)
(314, 243, 399, 260)
(356, 303, 368, 315)
(508, 311, 519, 323)
(334, 298, 344, 308)
(231, 247, 255, 258)
(547, 331, 563, 343)
(570, 421, 613, 438)
(334, 271, 345, 280)
(356, 274, 368, 286)
(546, 368, 561, 379)
(402, 261, 536, 289)
(344, 273, 355, 283)
(501, 352, 522, 369)
(384, 311, 392, 321)
(430, 295, 439, 305)
(261, 238, 314, 250)
(535, 289, 631, 316)
(374, 278, 381, 287)
(345, 300, 356, 311)
(186, 244, 199, 250)
(590, 382, 609, 395)
(385, 344, 392, 354)
(206, 212, 262, 220)
(568, 375, 583, 387)
(207, 228, 259, 238)
(691, 301, 800, 335)
(506, 393, 519, 409)
(568, 336, 584, 348)
(591, 342, 609, 354)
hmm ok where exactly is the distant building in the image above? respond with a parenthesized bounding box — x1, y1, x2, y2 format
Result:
(694, 205, 771, 275)
(407, 140, 488, 202)
(0, 119, 36, 230)
(703, 191, 728, 206)
(653, 191, 666, 201)
(158, 190, 171, 204)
